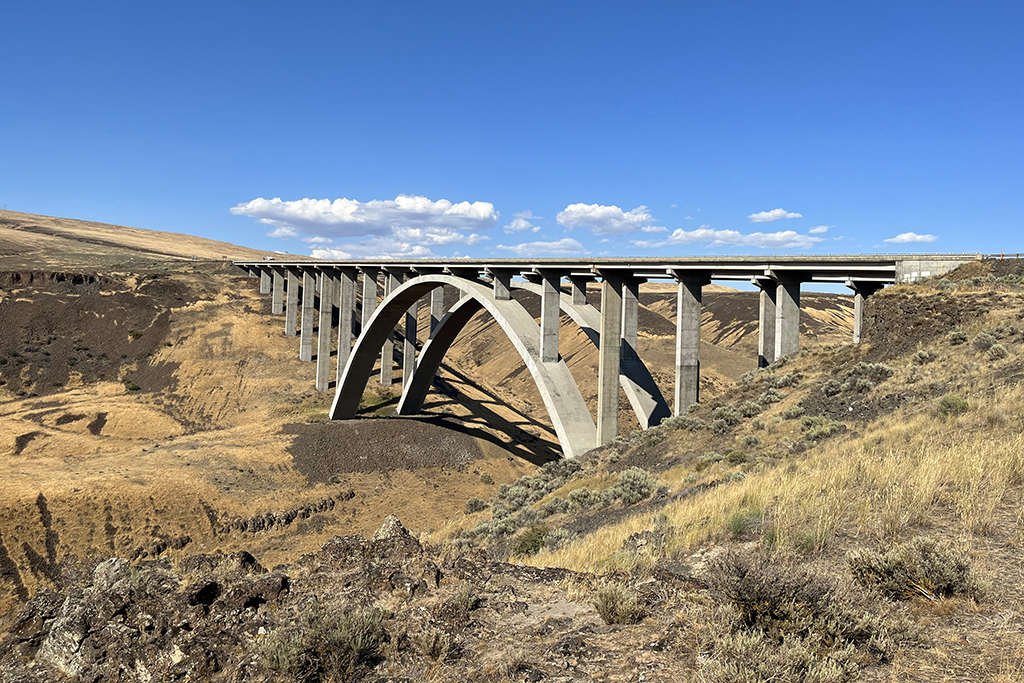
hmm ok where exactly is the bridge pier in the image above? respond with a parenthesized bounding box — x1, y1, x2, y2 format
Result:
(285, 270, 299, 336)
(774, 278, 801, 359)
(271, 269, 284, 315)
(381, 270, 400, 385)
(315, 271, 335, 392)
(539, 271, 562, 363)
(299, 271, 315, 361)
(753, 279, 777, 368)
(488, 269, 513, 301)
(621, 279, 642, 365)
(337, 269, 357, 381)
(259, 269, 271, 295)
(569, 276, 591, 305)
(673, 275, 706, 413)
(848, 280, 885, 344)
(403, 272, 418, 388)
(597, 275, 623, 446)
(430, 286, 445, 333)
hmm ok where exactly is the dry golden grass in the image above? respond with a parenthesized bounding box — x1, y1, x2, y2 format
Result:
(527, 374, 1024, 575)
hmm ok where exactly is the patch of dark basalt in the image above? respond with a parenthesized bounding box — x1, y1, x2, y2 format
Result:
(862, 291, 990, 361)
(799, 390, 919, 423)
(54, 413, 85, 426)
(285, 419, 482, 482)
(13, 432, 43, 456)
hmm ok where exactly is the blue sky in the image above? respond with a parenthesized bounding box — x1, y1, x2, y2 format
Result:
(2, 1, 1021, 261)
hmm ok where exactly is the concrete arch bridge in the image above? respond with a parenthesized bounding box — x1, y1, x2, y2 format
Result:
(234, 255, 974, 458)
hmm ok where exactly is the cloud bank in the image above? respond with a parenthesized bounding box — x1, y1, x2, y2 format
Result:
(883, 232, 937, 244)
(748, 208, 802, 223)
(495, 238, 587, 256)
(633, 227, 823, 250)
(556, 203, 661, 234)
(231, 195, 498, 237)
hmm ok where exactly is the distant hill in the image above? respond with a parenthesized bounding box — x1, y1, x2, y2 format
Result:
(0, 209, 299, 269)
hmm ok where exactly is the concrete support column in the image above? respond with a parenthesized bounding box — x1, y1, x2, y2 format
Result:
(674, 278, 703, 414)
(491, 273, 512, 301)
(621, 279, 641, 364)
(403, 273, 418, 388)
(315, 272, 335, 392)
(430, 286, 445, 334)
(774, 279, 801, 359)
(569, 276, 589, 305)
(361, 268, 379, 329)
(597, 276, 624, 446)
(299, 271, 316, 361)
(755, 281, 777, 368)
(539, 272, 561, 363)
(381, 271, 400, 386)
(849, 282, 884, 344)
(271, 270, 284, 315)
(285, 270, 299, 336)
(337, 270, 357, 381)
(259, 270, 271, 295)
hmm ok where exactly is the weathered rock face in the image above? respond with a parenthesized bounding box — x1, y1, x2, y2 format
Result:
(0, 518, 699, 682)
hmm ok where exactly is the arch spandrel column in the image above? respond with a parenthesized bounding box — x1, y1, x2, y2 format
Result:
(329, 275, 597, 458)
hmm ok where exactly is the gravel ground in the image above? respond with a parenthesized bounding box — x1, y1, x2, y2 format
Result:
(284, 418, 484, 482)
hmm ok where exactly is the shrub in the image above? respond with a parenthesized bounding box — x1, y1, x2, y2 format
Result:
(988, 343, 1008, 360)
(781, 405, 805, 420)
(765, 372, 802, 389)
(412, 626, 452, 661)
(706, 550, 895, 652)
(567, 487, 605, 511)
(479, 472, 494, 486)
(496, 484, 530, 512)
(128, 330, 143, 340)
(126, 383, 141, 392)
(821, 379, 842, 397)
(594, 583, 646, 625)
(847, 537, 989, 601)
(538, 496, 571, 518)
(739, 401, 764, 418)
(750, 417, 765, 431)
(464, 497, 488, 514)
(912, 349, 936, 365)
(726, 450, 749, 465)
(258, 605, 387, 680)
(661, 414, 705, 431)
(937, 393, 969, 417)
(511, 524, 549, 556)
(758, 388, 784, 405)
(742, 435, 761, 449)
(727, 508, 761, 538)
(946, 329, 968, 345)
(713, 405, 744, 426)
(972, 332, 996, 352)
(712, 419, 732, 435)
(841, 377, 874, 394)
(845, 362, 895, 383)
(543, 527, 577, 552)
(698, 630, 858, 683)
(606, 467, 658, 505)
(800, 416, 845, 443)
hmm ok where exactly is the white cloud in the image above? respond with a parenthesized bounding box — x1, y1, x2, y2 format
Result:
(302, 235, 333, 244)
(311, 237, 436, 260)
(670, 204, 678, 208)
(683, 215, 694, 220)
(513, 210, 541, 220)
(231, 194, 498, 238)
(392, 226, 488, 246)
(267, 225, 299, 239)
(883, 232, 937, 244)
(503, 217, 542, 233)
(808, 225, 831, 234)
(556, 203, 661, 234)
(632, 227, 824, 250)
(494, 238, 588, 256)
(748, 208, 803, 222)
(641, 225, 668, 233)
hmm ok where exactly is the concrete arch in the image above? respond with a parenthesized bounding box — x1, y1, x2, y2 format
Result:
(398, 282, 671, 430)
(329, 274, 598, 458)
